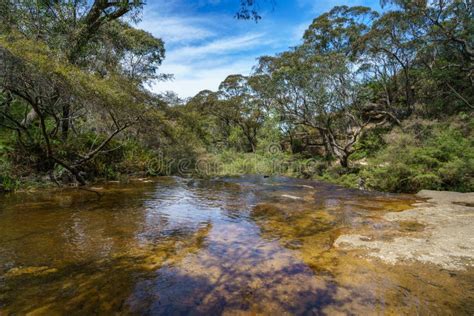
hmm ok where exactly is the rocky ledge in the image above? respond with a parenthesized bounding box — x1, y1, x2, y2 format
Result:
(335, 190, 474, 271)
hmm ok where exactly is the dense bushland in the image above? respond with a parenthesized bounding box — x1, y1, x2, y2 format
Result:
(177, 1, 473, 192)
(0, 1, 472, 193)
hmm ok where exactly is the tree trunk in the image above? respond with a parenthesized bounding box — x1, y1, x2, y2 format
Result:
(338, 153, 349, 168)
(0, 92, 12, 125)
(61, 104, 70, 141)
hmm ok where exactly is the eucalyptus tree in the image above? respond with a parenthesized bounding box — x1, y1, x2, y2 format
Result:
(181, 90, 224, 151)
(187, 74, 268, 153)
(217, 74, 266, 152)
(0, 1, 166, 184)
(253, 6, 400, 167)
(416, 0, 473, 111)
(257, 49, 392, 167)
(364, 10, 424, 114)
(376, 0, 473, 112)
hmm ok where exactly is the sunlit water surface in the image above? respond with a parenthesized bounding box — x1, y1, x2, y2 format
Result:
(0, 176, 473, 315)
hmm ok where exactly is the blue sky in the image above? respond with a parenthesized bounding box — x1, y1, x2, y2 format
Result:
(139, 0, 380, 98)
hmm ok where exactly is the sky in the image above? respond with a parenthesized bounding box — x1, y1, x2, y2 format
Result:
(139, 0, 380, 99)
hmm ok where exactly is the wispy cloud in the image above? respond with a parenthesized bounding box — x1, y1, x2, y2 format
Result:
(297, 0, 381, 13)
(139, 16, 216, 44)
(154, 33, 268, 97)
(138, 0, 379, 98)
(291, 20, 313, 43)
(153, 59, 256, 98)
(167, 33, 267, 62)
(139, 2, 278, 97)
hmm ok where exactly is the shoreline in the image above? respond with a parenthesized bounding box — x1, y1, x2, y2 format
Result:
(335, 190, 474, 270)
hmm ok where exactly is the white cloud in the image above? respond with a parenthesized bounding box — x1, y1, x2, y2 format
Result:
(146, 30, 272, 97)
(297, 0, 377, 13)
(152, 32, 267, 97)
(139, 1, 258, 97)
(138, 0, 305, 98)
(139, 16, 216, 44)
(167, 33, 266, 62)
(291, 20, 313, 43)
(152, 59, 256, 98)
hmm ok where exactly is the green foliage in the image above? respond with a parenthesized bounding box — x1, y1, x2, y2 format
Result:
(1, 1, 472, 196)
(195, 149, 325, 179)
(0, 135, 18, 192)
(0, 0, 168, 187)
(361, 120, 474, 192)
(320, 171, 360, 189)
(350, 127, 387, 160)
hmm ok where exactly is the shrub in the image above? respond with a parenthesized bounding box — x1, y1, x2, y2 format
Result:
(0, 142, 19, 192)
(361, 120, 473, 193)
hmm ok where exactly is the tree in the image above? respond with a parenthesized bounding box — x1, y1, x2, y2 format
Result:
(303, 5, 378, 60)
(251, 7, 399, 167)
(365, 10, 423, 112)
(377, 0, 473, 112)
(0, 1, 162, 140)
(0, 1, 165, 185)
(217, 75, 266, 152)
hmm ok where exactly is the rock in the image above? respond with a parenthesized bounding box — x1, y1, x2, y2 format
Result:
(334, 190, 474, 270)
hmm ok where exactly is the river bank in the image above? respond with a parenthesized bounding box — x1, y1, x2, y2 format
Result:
(335, 190, 474, 270)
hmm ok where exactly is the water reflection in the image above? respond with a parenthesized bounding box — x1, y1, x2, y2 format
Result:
(0, 176, 473, 314)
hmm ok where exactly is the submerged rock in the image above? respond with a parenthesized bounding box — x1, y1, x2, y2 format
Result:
(5, 266, 58, 277)
(281, 194, 303, 200)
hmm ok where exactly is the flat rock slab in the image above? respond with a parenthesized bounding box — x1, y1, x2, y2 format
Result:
(334, 190, 474, 270)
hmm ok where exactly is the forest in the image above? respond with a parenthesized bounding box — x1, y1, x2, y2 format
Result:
(0, 0, 473, 193)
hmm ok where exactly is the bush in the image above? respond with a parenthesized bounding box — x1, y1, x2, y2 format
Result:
(0, 141, 19, 192)
(351, 127, 388, 160)
(198, 149, 325, 178)
(0, 161, 19, 192)
(361, 119, 473, 193)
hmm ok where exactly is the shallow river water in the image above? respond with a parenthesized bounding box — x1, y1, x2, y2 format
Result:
(0, 176, 473, 315)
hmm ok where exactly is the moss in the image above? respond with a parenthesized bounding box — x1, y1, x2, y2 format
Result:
(397, 220, 425, 232)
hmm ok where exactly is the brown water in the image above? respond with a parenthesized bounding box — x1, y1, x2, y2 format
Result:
(0, 176, 473, 315)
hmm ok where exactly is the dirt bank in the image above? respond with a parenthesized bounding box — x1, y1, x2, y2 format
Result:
(335, 190, 474, 270)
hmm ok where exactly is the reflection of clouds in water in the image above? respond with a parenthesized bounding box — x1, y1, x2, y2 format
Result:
(131, 176, 425, 313)
(125, 178, 344, 313)
(128, 221, 334, 314)
(2, 176, 469, 315)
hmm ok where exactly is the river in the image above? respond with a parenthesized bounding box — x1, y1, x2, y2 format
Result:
(0, 176, 472, 314)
